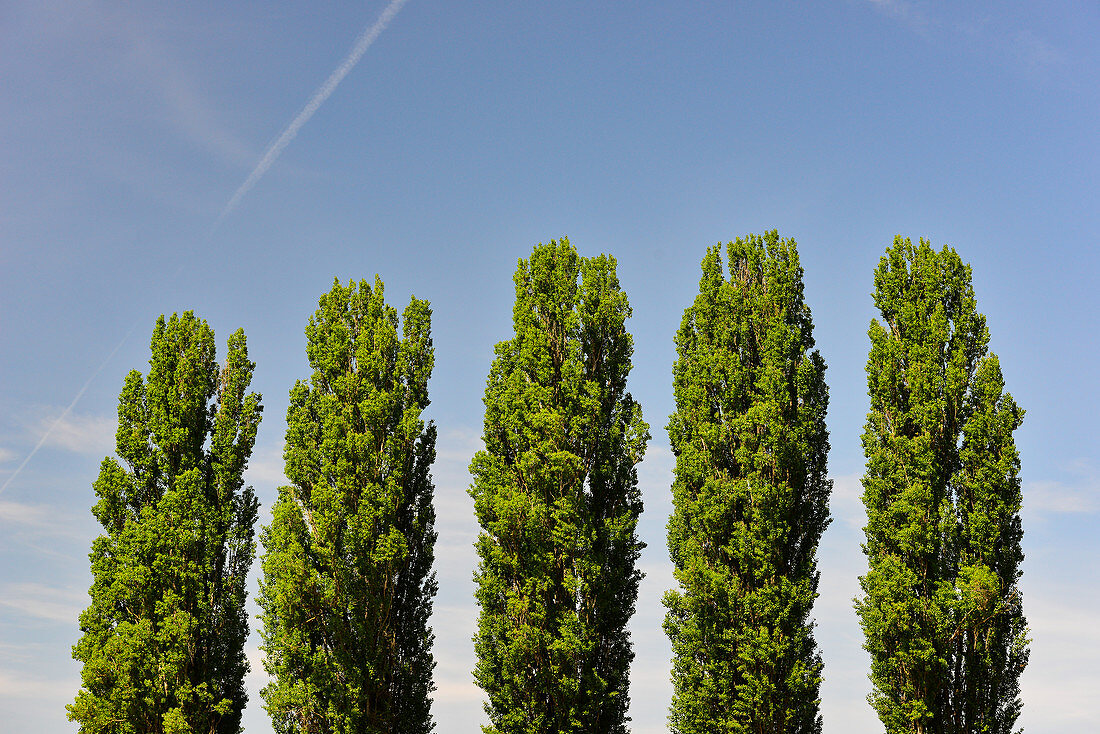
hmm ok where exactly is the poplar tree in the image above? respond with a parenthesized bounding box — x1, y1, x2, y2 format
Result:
(664, 232, 831, 734)
(69, 313, 262, 734)
(856, 237, 1028, 734)
(469, 239, 649, 734)
(258, 277, 437, 734)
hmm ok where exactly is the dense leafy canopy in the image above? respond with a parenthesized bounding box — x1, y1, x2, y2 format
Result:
(856, 237, 1028, 734)
(469, 239, 649, 734)
(64, 238, 1031, 734)
(664, 232, 831, 734)
(69, 313, 262, 734)
(258, 277, 437, 734)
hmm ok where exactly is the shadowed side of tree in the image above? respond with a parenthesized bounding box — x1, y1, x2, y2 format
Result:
(258, 277, 437, 734)
(664, 232, 831, 734)
(470, 239, 649, 734)
(856, 237, 1028, 734)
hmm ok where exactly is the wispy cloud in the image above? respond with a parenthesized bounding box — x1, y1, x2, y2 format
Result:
(1017, 591, 1100, 729)
(0, 582, 86, 625)
(0, 448, 16, 465)
(244, 444, 288, 489)
(863, 1, 1070, 79)
(428, 428, 500, 727)
(825, 463, 1097, 519)
(19, 0, 254, 169)
(1025, 461, 1099, 516)
(429, 603, 479, 685)
(864, 0, 932, 34)
(0, 500, 85, 539)
(816, 472, 879, 733)
(1010, 29, 1070, 76)
(433, 426, 481, 553)
(637, 443, 674, 490)
(0, 326, 132, 497)
(628, 442, 677, 733)
(245, 643, 270, 693)
(34, 410, 116, 456)
(0, 499, 89, 545)
(216, 0, 411, 227)
(0, 667, 78, 702)
(828, 473, 865, 529)
(111, 8, 255, 167)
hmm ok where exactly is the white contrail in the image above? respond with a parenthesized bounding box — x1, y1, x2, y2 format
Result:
(2, 3, 410, 495)
(0, 323, 137, 497)
(215, 0, 410, 227)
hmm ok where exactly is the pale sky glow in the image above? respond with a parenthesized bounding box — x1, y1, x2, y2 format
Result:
(2, 2, 1098, 733)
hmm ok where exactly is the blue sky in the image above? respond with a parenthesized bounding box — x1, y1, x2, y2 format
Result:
(2, 1, 1098, 731)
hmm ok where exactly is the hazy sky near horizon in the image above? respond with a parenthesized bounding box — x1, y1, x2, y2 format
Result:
(2, 1, 1098, 732)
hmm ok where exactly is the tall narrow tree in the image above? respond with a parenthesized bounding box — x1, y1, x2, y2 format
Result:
(663, 232, 831, 734)
(470, 239, 649, 734)
(855, 237, 1028, 734)
(69, 313, 263, 734)
(258, 277, 437, 734)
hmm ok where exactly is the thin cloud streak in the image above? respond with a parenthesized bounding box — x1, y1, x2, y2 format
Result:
(863, 0, 1071, 79)
(0, 583, 86, 624)
(864, 0, 931, 33)
(215, 0, 410, 228)
(0, 324, 134, 497)
(34, 411, 116, 456)
(0, 668, 78, 701)
(0, 500, 86, 540)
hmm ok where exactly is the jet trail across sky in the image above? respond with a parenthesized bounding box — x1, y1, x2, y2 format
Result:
(0, 323, 136, 497)
(216, 0, 410, 227)
(3, 2, 409, 495)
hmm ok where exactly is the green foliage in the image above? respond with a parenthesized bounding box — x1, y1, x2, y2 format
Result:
(469, 239, 649, 734)
(663, 232, 831, 734)
(855, 237, 1028, 734)
(69, 313, 262, 734)
(258, 277, 438, 734)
